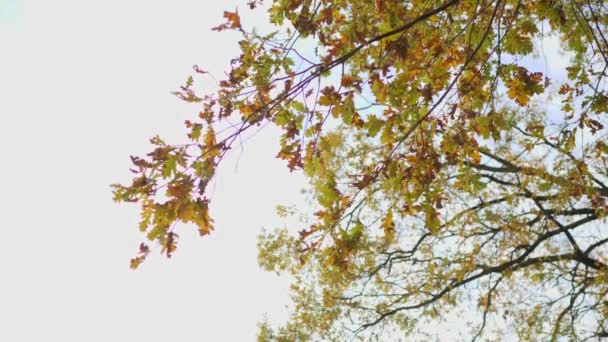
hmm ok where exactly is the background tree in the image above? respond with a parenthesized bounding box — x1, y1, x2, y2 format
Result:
(113, 0, 608, 339)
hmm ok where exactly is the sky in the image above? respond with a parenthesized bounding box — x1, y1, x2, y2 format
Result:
(0, 1, 307, 341)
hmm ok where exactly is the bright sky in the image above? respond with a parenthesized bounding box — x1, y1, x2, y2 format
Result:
(0, 1, 306, 340)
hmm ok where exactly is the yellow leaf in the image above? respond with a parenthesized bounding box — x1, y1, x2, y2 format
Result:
(381, 209, 396, 241)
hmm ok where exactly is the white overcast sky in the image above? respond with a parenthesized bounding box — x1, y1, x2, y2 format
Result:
(0, 1, 307, 341)
(0, 1, 574, 341)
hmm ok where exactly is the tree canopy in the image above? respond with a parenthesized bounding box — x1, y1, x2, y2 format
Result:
(112, 0, 608, 340)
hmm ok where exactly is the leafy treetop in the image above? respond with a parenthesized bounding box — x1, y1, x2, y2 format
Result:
(113, 0, 608, 340)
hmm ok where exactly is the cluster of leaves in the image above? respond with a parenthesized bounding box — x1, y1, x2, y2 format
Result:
(114, 0, 608, 340)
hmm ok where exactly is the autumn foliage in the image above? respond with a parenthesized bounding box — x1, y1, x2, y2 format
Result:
(113, 0, 608, 340)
